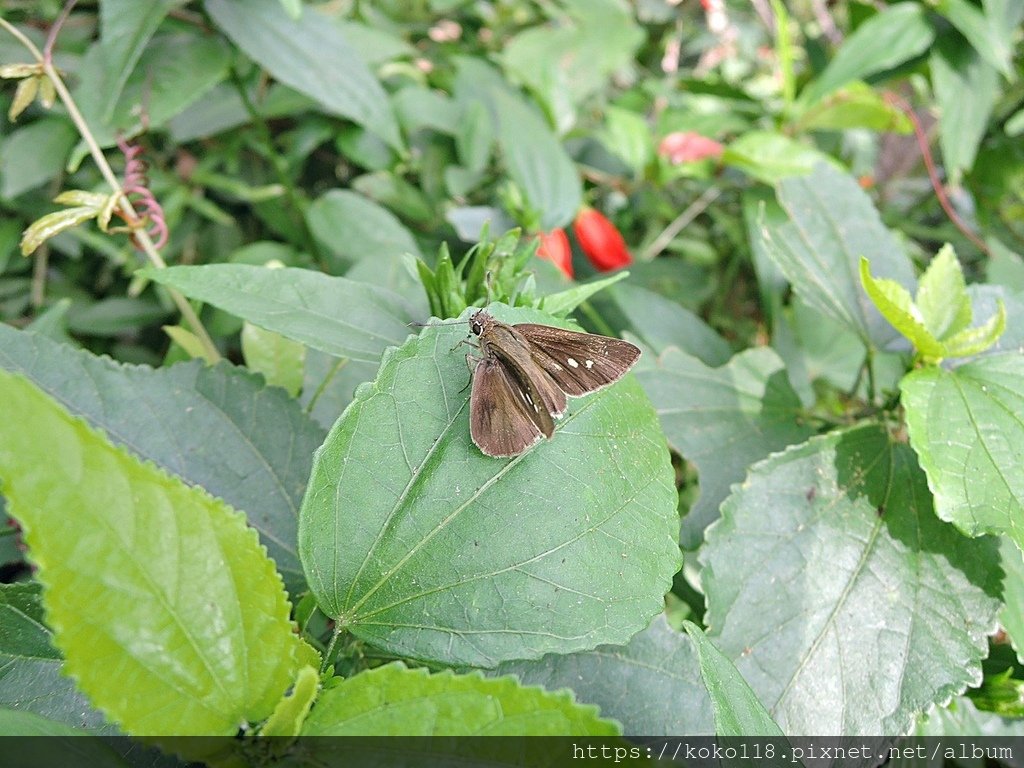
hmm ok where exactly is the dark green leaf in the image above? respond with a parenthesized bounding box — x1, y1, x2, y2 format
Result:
(636, 347, 812, 549)
(307, 189, 423, 267)
(761, 163, 916, 347)
(498, 614, 714, 736)
(683, 621, 785, 738)
(206, 0, 402, 150)
(0, 583, 115, 733)
(613, 284, 731, 365)
(140, 264, 416, 363)
(0, 323, 325, 595)
(0, 118, 77, 200)
(701, 425, 1002, 734)
(801, 3, 934, 104)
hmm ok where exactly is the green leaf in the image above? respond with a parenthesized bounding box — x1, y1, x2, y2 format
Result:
(241, 321, 306, 396)
(0, 370, 310, 735)
(19, 206, 102, 257)
(935, 0, 1013, 77)
(701, 425, 1002, 735)
(940, 300, 1006, 358)
(794, 81, 913, 133)
(491, 88, 583, 230)
(931, 34, 1001, 183)
(682, 621, 785, 738)
(260, 665, 319, 737)
(999, 537, 1024, 664)
(351, 172, 434, 224)
(0, 583, 114, 732)
(722, 131, 835, 184)
(298, 305, 680, 667)
(0, 323, 324, 596)
(306, 189, 423, 268)
(901, 354, 1024, 548)
(916, 245, 972, 340)
(762, 164, 916, 347)
(539, 272, 629, 318)
(456, 100, 494, 173)
(66, 297, 170, 337)
(140, 264, 416, 363)
(801, 3, 934, 105)
(163, 324, 217, 363)
(859, 257, 944, 360)
(916, 696, 1024, 736)
(206, 0, 402, 150)
(636, 347, 812, 549)
(497, 614, 713, 736)
(613, 284, 731, 365)
(99, 0, 183, 119)
(299, 349, 380, 431)
(0, 118, 77, 200)
(301, 663, 620, 735)
(76, 34, 232, 147)
(601, 106, 653, 176)
(987, 238, 1024, 292)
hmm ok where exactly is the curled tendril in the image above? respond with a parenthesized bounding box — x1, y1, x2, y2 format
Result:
(115, 135, 168, 251)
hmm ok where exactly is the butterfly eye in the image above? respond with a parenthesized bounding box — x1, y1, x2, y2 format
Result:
(470, 319, 482, 335)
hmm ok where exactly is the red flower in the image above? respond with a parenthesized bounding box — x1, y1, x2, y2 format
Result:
(573, 207, 632, 271)
(535, 228, 573, 278)
(658, 131, 724, 164)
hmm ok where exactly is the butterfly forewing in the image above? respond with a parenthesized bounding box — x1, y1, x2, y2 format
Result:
(470, 356, 551, 457)
(512, 323, 641, 396)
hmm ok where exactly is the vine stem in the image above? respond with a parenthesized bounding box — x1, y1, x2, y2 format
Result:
(0, 14, 221, 362)
(641, 185, 722, 261)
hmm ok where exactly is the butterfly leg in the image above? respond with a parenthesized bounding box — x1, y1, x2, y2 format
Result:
(461, 353, 480, 393)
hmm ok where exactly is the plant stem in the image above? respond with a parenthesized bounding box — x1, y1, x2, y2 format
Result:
(641, 185, 722, 261)
(0, 14, 221, 362)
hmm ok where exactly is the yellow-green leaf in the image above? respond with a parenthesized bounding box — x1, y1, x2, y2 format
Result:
(941, 299, 1007, 358)
(259, 665, 320, 738)
(916, 244, 972, 340)
(162, 324, 217, 364)
(9, 75, 38, 122)
(859, 256, 943, 360)
(20, 207, 101, 256)
(0, 369, 309, 736)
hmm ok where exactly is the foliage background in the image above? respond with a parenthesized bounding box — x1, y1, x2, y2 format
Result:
(1, 0, 1023, 746)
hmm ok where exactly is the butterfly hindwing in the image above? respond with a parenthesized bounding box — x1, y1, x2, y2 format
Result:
(470, 355, 552, 457)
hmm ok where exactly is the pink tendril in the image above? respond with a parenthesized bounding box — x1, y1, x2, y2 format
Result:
(116, 135, 169, 251)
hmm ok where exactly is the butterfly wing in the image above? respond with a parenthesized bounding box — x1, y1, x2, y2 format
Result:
(513, 323, 641, 396)
(470, 355, 554, 457)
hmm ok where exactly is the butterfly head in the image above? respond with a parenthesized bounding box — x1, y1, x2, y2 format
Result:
(469, 310, 494, 338)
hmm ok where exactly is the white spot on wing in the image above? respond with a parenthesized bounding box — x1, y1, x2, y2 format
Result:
(585, 359, 594, 369)
(567, 358, 579, 368)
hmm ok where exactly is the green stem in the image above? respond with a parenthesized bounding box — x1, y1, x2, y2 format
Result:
(304, 357, 349, 416)
(578, 299, 615, 337)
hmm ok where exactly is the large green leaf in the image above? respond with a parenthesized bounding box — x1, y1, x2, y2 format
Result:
(299, 305, 680, 667)
(497, 614, 713, 736)
(723, 131, 835, 184)
(98, 0, 183, 119)
(493, 89, 583, 230)
(901, 354, 1024, 549)
(636, 347, 812, 549)
(306, 189, 423, 267)
(800, 3, 934, 105)
(0, 370, 313, 735)
(931, 34, 1000, 184)
(701, 425, 1001, 735)
(140, 264, 416, 363)
(682, 621, 785, 738)
(0, 583, 113, 733)
(302, 663, 618, 736)
(760, 163, 916, 347)
(0, 324, 324, 595)
(935, 0, 1013, 77)
(206, 0, 402, 150)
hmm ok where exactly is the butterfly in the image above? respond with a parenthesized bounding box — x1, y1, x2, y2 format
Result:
(466, 310, 641, 457)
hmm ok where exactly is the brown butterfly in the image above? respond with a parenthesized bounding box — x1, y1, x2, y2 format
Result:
(466, 310, 641, 457)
